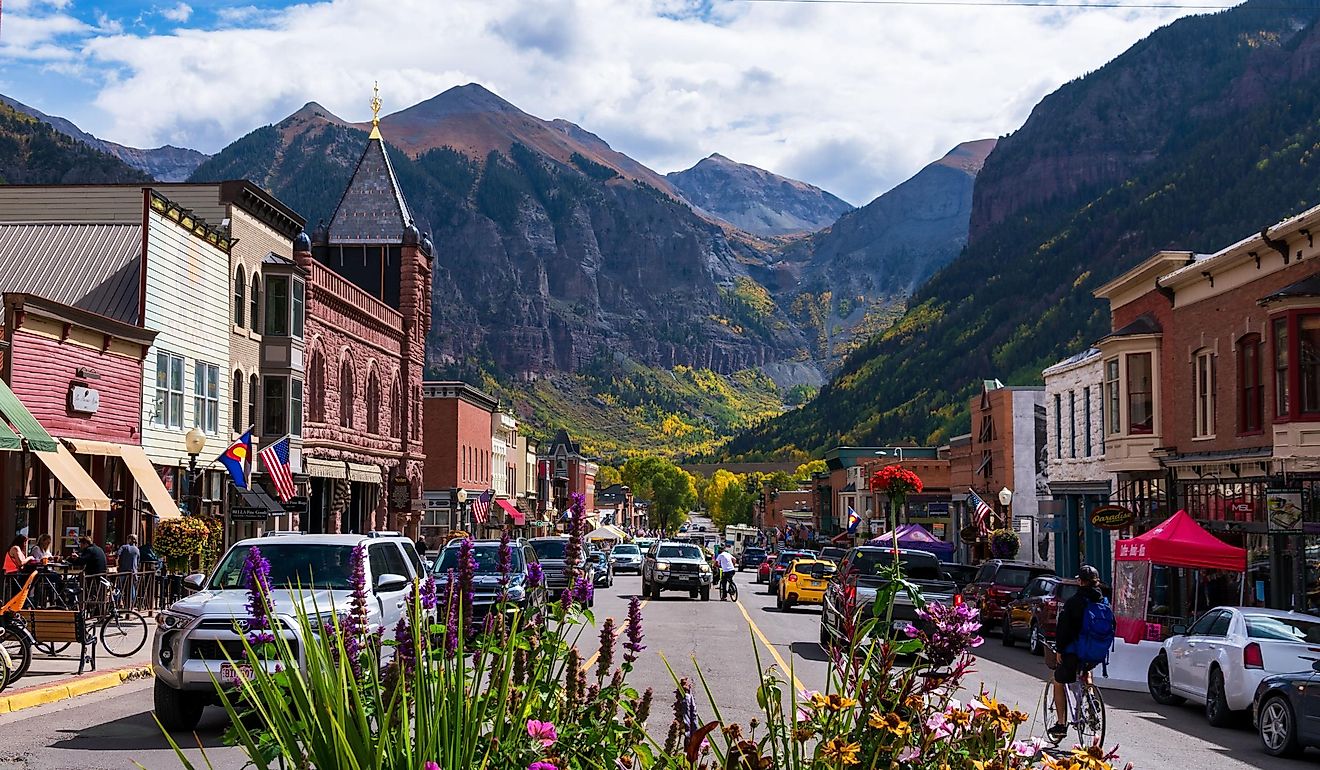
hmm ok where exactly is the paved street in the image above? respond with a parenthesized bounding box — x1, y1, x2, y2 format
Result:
(0, 568, 1296, 769)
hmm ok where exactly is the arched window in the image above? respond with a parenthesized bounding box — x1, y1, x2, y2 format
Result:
(231, 370, 243, 433)
(250, 274, 261, 332)
(248, 374, 259, 432)
(307, 350, 325, 422)
(366, 371, 381, 434)
(389, 379, 401, 437)
(340, 358, 355, 429)
(234, 266, 246, 327)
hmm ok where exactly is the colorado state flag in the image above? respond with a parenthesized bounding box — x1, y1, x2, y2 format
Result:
(847, 506, 861, 534)
(219, 430, 253, 490)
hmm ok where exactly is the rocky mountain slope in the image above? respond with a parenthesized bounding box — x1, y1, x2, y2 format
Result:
(665, 153, 853, 236)
(773, 139, 995, 362)
(0, 100, 149, 184)
(725, 0, 1320, 457)
(0, 95, 208, 182)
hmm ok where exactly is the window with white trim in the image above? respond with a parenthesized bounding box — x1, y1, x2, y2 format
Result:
(1104, 358, 1120, 435)
(154, 351, 185, 428)
(1193, 349, 1216, 438)
(193, 361, 220, 434)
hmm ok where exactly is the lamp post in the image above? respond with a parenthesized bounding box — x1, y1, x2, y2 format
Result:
(997, 486, 1013, 530)
(184, 427, 207, 517)
(452, 487, 468, 533)
(875, 447, 905, 462)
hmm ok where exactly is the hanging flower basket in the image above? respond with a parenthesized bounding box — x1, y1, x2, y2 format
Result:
(990, 528, 1020, 559)
(155, 516, 211, 573)
(869, 464, 924, 498)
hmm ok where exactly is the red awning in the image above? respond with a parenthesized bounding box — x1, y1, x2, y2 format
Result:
(496, 497, 525, 525)
(1114, 509, 1246, 572)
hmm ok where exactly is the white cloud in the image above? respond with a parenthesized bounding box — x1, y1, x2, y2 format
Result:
(160, 3, 193, 23)
(26, 0, 1199, 203)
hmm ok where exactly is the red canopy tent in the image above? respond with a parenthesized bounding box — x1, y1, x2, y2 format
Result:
(1112, 510, 1246, 643)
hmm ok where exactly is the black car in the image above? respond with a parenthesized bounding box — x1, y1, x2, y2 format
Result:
(433, 539, 547, 624)
(1254, 662, 1320, 756)
(741, 547, 767, 571)
(589, 551, 614, 588)
(940, 562, 978, 589)
(818, 547, 848, 565)
(767, 550, 815, 594)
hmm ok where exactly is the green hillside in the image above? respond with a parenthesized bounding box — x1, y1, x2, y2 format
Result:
(0, 100, 149, 185)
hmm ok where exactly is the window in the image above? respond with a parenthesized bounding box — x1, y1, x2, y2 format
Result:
(1083, 386, 1093, 456)
(1188, 610, 1222, 636)
(1104, 358, 1120, 435)
(193, 361, 219, 434)
(307, 351, 325, 422)
(154, 352, 185, 428)
(250, 275, 261, 333)
(1301, 313, 1320, 413)
(264, 377, 287, 437)
(1238, 335, 1263, 433)
(291, 378, 303, 437)
(1126, 352, 1153, 434)
(368, 544, 409, 585)
(1275, 317, 1289, 417)
(389, 379, 400, 437)
(265, 275, 289, 336)
(292, 279, 305, 339)
(366, 372, 381, 434)
(340, 359, 355, 429)
(1053, 394, 1062, 459)
(249, 374, 259, 432)
(1193, 349, 1216, 438)
(232, 371, 243, 433)
(234, 266, 246, 327)
(1068, 390, 1076, 458)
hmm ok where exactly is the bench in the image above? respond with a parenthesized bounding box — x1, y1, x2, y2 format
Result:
(18, 609, 96, 674)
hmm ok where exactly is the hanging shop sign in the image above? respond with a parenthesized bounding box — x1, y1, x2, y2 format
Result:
(1089, 505, 1136, 530)
(1266, 487, 1304, 534)
(389, 476, 411, 512)
(282, 496, 308, 513)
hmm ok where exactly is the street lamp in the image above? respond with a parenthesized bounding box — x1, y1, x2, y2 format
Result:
(997, 487, 1013, 529)
(453, 487, 468, 532)
(875, 447, 905, 462)
(184, 427, 207, 516)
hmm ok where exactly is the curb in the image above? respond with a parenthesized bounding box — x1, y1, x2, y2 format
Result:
(0, 665, 153, 714)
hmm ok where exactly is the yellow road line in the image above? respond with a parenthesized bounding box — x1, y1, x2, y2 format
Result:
(735, 596, 807, 694)
(583, 597, 649, 672)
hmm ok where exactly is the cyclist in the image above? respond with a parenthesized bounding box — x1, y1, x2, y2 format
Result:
(1048, 564, 1112, 742)
(714, 548, 737, 600)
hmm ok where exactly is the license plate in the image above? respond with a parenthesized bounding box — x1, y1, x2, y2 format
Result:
(219, 662, 254, 686)
(891, 620, 912, 632)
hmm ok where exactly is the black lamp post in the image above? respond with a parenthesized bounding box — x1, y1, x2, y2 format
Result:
(184, 427, 207, 516)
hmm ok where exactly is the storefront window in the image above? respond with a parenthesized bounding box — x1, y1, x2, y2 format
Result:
(265, 275, 290, 337)
(264, 377, 287, 437)
(1127, 352, 1154, 434)
(1300, 313, 1320, 414)
(1275, 317, 1290, 416)
(1105, 358, 1120, 434)
(1238, 334, 1262, 433)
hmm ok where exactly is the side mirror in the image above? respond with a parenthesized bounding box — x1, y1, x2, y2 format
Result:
(1172, 624, 1188, 635)
(811, 565, 827, 579)
(376, 573, 409, 593)
(183, 573, 206, 592)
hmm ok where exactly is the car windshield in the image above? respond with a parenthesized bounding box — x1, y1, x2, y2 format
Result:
(591, 552, 608, 565)
(658, 545, 703, 559)
(777, 552, 810, 565)
(851, 551, 942, 581)
(531, 540, 568, 560)
(434, 544, 524, 574)
(996, 567, 1047, 588)
(612, 545, 640, 556)
(210, 544, 356, 590)
(1246, 614, 1320, 642)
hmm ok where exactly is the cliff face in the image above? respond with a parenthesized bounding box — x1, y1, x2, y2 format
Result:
(191, 86, 809, 379)
(665, 153, 853, 236)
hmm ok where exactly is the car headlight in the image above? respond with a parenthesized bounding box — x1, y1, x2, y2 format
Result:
(700, 564, 711, 573)
(656, 563, 669, 571)
(156, 610, 194, 630)
(505, 585, 526, 602)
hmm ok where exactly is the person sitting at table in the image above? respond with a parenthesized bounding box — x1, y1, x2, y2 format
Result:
(28, 534, 53, 563)
(4, 534, 35, 575)
(67, 534, 107, 576)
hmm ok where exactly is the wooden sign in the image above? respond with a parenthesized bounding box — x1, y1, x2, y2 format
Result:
(1089, 505, 1135, 530)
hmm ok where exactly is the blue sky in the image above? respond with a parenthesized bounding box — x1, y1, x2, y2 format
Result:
(0, 0, 1205, 204)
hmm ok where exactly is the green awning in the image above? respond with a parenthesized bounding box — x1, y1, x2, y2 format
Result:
(0, 418, 18, 451)
(0, 378, 57, 452)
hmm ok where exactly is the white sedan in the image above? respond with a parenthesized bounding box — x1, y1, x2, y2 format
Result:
(1147, 606, 1320, 727)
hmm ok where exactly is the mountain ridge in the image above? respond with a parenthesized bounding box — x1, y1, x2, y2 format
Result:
(665, 152, 853, 236)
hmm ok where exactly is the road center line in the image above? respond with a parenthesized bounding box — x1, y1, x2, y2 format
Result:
(582, 597, 649, 672)
(734, 597, 807, 695)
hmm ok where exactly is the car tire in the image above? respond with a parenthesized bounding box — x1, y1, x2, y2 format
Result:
(1001, 616, 1016, 647)
(1028, 621, 1044, 656)
(689, 589, 699, 599)
(700, 587, 710, 601)
(154, 678, 205, 732)
(1206, 667, 1234, 727)
(641, 578, 650, 597)
(1258, 694, 1304, 757)
(1147, 652, 1185, 706)
(784, 596, 795, 612)
(820, 620, 833, 650)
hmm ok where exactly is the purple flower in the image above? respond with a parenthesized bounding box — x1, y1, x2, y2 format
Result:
(527, 561, 544, 588)
(457, 538, 477, 623)
(343, 544, 368, 676)
(527, 718, 558, 747)
(498, 529, 513, 587)
(443, 569, 459, 657)
(597, 617, 617, 679)
(392, 615, 415, 674)
(912, 601, 984, 666)
(565, 492, 586, 570)
(240, 546, 277, 646)
(572, 574, 593, 606)
(529, 763, 558, 770)
(419, 573, 438, 611)
(559, 586, 573, 609)
(425, 763, 439, 770)
(623, 596, 645, 664)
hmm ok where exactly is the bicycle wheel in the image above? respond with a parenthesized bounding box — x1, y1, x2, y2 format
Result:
(0, 623, 31, 684)
(1075, 683, 1106, 748)
(729, 581, 738, 602)
(1043, 682, 1062, 743)
(0, 644, 10, 694)
(100, 610, 148, 657)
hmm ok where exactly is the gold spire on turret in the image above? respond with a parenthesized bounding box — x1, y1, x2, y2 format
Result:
(369, 81, 382, 140)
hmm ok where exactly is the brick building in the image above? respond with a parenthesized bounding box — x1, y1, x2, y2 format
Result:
(1095, 202, 1320, 613)
(298, 113, 430, 536)
(421, 380, 498, 543)
(965, 381, 1048, 562)
(543, 429, 597, 518)
(762, 488, 811, 533)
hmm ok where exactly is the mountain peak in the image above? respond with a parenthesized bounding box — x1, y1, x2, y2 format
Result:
(935, 138, 998, 175)
(284, 101, 348, 126)
(399, 83, 523, 120)
(667, 153, 852, 236)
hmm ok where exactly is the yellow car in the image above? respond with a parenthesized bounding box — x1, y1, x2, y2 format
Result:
(777, 558, 835, 611)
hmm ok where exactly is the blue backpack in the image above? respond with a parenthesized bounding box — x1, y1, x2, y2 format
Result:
(1072, 596, 1116, 665)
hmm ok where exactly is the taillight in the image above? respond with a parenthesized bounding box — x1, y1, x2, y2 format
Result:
(953, 594, 964, 606)
(788, 574, 798, 583)
(1244, 642, 1264, 669)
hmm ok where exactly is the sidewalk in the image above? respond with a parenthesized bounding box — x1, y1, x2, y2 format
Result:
(0, 643, 153, 713)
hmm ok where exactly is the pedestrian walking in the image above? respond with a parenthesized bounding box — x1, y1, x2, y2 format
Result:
(117, 534, 141, 608)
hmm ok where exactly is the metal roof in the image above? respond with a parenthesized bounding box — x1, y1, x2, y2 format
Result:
(1259, 273, 1320, 304)
(0, 223, 142, 324)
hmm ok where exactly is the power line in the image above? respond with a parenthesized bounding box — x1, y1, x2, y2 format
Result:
(739, 0, 1290, 9)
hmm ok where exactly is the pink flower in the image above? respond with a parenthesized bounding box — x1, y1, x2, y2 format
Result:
(1011, 737, 1044, 757)
(896, 746, 921, 762)
(425, 764, 439, 770)
(924, 712, 953, 739)
(529, 763, 558, 770)
(527, 719, 558, 748)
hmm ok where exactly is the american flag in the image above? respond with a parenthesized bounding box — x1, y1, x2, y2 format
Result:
(968, 488, 995, 535)
(258, 435, 296, 502)
(471, 489, 494, 527)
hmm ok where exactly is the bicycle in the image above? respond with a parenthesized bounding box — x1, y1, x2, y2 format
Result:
(90, 578, 148, 658)
(1042, 643, 1106, 748)
(719, 571, 739, 602)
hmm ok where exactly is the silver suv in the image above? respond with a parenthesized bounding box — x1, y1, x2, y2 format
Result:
(641, 540, 713, 600)
(152, 532, 426, 731)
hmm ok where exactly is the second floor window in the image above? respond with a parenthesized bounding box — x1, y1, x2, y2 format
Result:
(194, 361, 219, 434)
(291, 378, 303, 437)
(1053, 394, 1062, 459)
(1104, 358, 1120, 435)
(250, 275, 261, 333)
(1275, 317, 1290, 417)
(266, 275, 289, 337)
(340, 360, 355, 429)
(1127, 352, 1154, 434)
(154, 351, 184, 428)
(232, 370, 243, 433)
(366, 373, 381, 434)
(1083, 386, 1093, 456)
(234, 266, 246, 327)
(1193, 350, 1215, 438)
(1238, 334, 1263, 433)
(249, 374, 259, 433)
(1301, 313, 1320, 414)
(264, 377, 287, 437)
(1069, 390, 1076, 458)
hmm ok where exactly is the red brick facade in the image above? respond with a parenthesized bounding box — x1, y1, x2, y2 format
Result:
(421, 381, 496, 492)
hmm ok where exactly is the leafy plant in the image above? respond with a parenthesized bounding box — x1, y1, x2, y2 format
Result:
(990, 528, 1021, 559)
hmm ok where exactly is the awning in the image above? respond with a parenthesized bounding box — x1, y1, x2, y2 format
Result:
(347, 462, 381, 484)
(305, 457, 347, 479)
(0, 378, 56, 452)
(0, 420, 19, 451)
(783, 510, 814, 520)
(495, 497, 525, 525)
(67, 438, 123, 456)
(119, 445, 182, 520)
(33, 442, 110, 511)
(231, 485, 285, 520)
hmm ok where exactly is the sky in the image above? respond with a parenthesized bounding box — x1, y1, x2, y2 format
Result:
(0, 0, 1216, 205)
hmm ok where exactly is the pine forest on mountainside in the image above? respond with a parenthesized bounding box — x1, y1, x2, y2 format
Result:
(0, 100, 149, 185)
(725, 3, 1320, 459)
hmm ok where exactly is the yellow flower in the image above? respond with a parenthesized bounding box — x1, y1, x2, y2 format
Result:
(866, 711, 911, 739)
(946, 708, 972, 729)
(793, 726, 816, 742)
(972, 695, 1028, 734)
(816, 693, 859, 713)
(819, 737, 861, 766)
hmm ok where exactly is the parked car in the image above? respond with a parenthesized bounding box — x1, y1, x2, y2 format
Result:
(941, 562, 978, 589)
(589, 550, 614, 588)
(1253, 661, 1320, 756)
(741, 546, 767, 571)
(777, 558, 835, 611)
(634, 538, 656, 554)
(962, 560, 1056, 631)
(527, 536, 596, 604)
(757, 554, 773, 584)
(1148, 606, 1320, 727)
(641, 540, 714, 600)
(819, 547, 959, 653)
(610, 543, 642, 574)
(433, 538, 548, 625)
(152, 532, 428, 732)
(767, 550, 816, 594)
(1001, 576, 1109, 655)
(818, 546, 848, 566)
